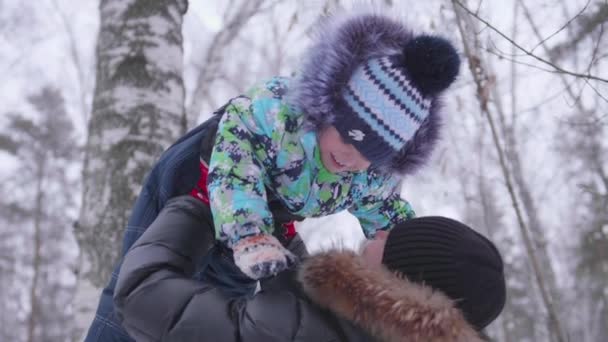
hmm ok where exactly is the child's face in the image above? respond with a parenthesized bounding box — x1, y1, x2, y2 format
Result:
(318, 126, 371, 173)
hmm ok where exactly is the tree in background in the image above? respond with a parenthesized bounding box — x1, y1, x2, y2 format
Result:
(550, 3, 608, 340)
(0, 86, 79, 342)
(455, 119, 543, 342)
(75, 0, 188, 288)
(186, 0, 266, 129)
(562, 115, 608, 341)
(555, 51, 608, 342)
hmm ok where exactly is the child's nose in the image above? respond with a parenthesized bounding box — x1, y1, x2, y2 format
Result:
(346, 143, 359, 157)
(346, 144, 368, 168)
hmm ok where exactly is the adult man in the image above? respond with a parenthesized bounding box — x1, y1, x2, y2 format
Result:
(114, 196, 506, 341)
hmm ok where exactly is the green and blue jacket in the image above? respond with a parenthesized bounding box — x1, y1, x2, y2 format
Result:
(207, 77, 415, 248)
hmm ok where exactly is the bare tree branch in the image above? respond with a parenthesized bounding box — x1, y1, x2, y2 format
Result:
(487, 40, 608, 108)
(518, 82, 579, 114)
(516, 0, 608, 124)
(187, 0, 283, 128)
(550, 1, 608, 60)
(529, 0, 591, 54)
(453, 0, 608, 83)
(587, 15, 605, 71)
(486, 45, 562, 73)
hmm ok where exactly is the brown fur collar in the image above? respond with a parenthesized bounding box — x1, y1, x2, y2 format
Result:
(298, 250, 483, 342)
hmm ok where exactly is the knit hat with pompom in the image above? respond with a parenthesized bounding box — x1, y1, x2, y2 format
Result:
(335, 35, 460, 167)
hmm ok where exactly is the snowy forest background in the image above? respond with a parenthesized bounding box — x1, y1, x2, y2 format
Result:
(0, 0, 606, 341)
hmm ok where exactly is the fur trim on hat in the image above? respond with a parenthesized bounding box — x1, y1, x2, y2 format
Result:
(289, 10, 443, 176)
(290, 10, 413, 131)
(298, 250, 482, 342)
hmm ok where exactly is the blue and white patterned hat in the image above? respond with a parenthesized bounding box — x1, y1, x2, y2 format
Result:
(335, 35, 460, 167)
(339, 55, 433, 165)
(292, 12, 460, 174)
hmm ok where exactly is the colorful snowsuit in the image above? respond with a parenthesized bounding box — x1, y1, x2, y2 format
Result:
(208, 77, 415, 249)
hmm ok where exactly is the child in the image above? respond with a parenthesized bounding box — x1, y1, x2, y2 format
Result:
(191, 11, 461, 280)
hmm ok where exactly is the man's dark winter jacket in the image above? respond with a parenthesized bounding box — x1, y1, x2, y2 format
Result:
(113, 196, 372, 341)
(114, 196, 481, 342)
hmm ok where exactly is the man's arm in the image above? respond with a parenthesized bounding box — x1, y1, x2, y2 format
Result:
(113, 196, 305, 342)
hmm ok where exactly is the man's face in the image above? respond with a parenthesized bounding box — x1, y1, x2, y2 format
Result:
(318, 126, 371, 174)
(361, 230, 389, 266)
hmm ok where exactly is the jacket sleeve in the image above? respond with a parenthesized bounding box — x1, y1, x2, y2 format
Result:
(348, 174, 416, 238)
(207, 96, 280, 247)
(113, 195, 306, 342)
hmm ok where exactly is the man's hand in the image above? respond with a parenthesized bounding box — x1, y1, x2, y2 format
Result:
(233, 234, 297, 280)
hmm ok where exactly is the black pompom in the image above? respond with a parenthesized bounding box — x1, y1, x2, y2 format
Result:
(398, 35, 460, 97)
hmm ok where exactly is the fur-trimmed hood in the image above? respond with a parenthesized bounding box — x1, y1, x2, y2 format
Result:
(289, 10, 446, 176)
(298, 250, 483, 342)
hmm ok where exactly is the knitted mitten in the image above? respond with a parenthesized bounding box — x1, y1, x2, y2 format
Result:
(233, 234, 297, 280)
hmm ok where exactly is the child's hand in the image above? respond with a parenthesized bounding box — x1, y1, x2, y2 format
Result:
(233, 234, 297, 280)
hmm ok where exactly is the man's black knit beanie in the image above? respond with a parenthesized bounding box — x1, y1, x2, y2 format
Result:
(382, 216, 506, 330)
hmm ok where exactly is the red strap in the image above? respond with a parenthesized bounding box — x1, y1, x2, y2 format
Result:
(191, 160, 297, 239)
(190, 160, 210, 204)
(283, 221, 297, 240)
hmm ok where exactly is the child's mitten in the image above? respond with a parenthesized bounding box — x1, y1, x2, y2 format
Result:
(233, 234, 297, 280)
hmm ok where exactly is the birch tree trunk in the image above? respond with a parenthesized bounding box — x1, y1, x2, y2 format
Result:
(75, 0, 188, 289)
